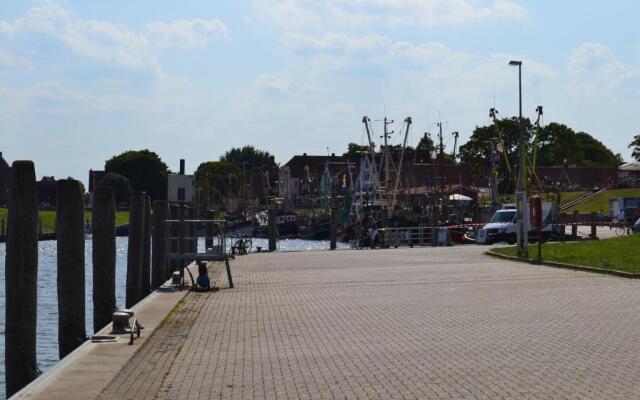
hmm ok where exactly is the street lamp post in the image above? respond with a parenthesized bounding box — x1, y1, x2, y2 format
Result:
(509, 60, 528, 258)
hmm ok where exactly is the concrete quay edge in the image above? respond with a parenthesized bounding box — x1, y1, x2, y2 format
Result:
(11, 263, 197, 400)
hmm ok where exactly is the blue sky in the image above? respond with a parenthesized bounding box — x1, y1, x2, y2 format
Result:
(1, 0, 638, 182)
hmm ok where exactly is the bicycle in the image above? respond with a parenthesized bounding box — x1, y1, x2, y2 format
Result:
(230, 235, 253, 256)
(614, 224, 631, 237)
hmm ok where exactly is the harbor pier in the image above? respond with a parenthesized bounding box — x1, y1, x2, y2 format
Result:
(13, 245, 640, 399)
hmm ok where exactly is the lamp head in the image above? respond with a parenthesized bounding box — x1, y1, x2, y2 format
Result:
(509, 60, 522, 66)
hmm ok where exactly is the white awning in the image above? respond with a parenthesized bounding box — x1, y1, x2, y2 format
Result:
(449, 194, 472, 201)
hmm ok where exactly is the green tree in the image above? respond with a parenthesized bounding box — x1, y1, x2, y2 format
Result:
(105, 150, 169, 200)
(343, 143, 370, 162)
(536, 123, 621, 167)
(459, 117, 528, 193)
(194, 161, 243, 209)
(99, 172, 131, 205)
(416, 133, 435, 153)
(629, 134, 640, 162)
(220, 146, 273, 172)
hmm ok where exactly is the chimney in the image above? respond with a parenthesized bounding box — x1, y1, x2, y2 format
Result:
(179, 159, 185, 175)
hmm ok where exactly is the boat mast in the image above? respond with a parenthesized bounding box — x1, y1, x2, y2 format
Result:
(390, 117, 412, 211)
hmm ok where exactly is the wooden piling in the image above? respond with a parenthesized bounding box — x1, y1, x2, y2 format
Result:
(151, 200, 169, 289)
(92, 187, 116, 333)
(330, 207, 337, 250)
(590, 211, 597, 239)
(56, 178, 87, 359)
(168, 203, 180, 279)
(126, 192, 146, 308)
(0, 218, 5, 237)
(5, 161, 40, 397)
(268, 207, 277, 252)
(571, 210, 579, 240)
(141, 196, 152, 297)
(205, 210, 214, 250)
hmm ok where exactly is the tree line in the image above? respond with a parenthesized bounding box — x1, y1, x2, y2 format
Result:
(98, 121, 640, 205)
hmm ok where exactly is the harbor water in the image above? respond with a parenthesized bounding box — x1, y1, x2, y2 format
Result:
(0, 237, 347, 399)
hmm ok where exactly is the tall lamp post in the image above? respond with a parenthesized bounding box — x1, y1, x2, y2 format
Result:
(509, 60, 528, 257)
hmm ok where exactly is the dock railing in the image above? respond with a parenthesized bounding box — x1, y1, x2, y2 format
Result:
(163, 219, 234, 288)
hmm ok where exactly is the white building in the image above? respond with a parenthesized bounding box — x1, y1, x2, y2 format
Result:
(168, 174, 195, 202)
(167, 160, 195, 202)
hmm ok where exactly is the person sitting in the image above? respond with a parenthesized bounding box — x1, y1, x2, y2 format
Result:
(196, 262, 210, 290)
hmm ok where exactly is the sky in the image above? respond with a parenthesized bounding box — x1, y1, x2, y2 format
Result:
(1, 0, 639, 183)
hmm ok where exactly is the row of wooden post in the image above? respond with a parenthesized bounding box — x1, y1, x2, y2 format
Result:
(4, 161, 176, 397)
(558, 210, 599, 241)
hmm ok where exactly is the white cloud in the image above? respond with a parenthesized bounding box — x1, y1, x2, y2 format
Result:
(255, 73, 315, 96)
(252, 0, 527, 30)
(0, 3, 229, 73)
(147, 18, 229, 48)
(569, 42, 637, 96)
(391, 41, 471, 64)
(0, 50, 34, 69)
(280, 32, 391, 53)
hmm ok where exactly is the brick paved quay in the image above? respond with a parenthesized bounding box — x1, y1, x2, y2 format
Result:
(99, 246, 640, 400)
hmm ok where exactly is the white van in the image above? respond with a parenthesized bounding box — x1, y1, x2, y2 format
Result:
(476, 202, 552, 245)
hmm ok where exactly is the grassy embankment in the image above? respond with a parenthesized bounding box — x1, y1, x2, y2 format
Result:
(0, 208, 130, 233)
(493, 234, 640, 273)
(479, 191, 588, 205)
(563, 188, 640, 213)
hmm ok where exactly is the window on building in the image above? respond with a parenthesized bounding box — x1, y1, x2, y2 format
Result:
(177, 187, 185, 201)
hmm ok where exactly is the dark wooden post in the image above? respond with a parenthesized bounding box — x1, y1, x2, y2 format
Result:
(56, 178, 86, 359)
(1, 218, 6, 237)
(268, 207, 277, 251)
(431, 206, 439, 246)
(152, 200, 169, 289)
(178, 204, 186, 279)
(169, 203, 179, 279)
(571, 210, 579, 240)
(38, 217, 43, 236)
(141, 196, 152, 297)
(5, 161, 39, 397)
(126, 192, 146, 308)
(205, 210, 214, 250)
(92, 187, 116, 333)
(330, 207, 337, 250)
(590, 211, 597, 239)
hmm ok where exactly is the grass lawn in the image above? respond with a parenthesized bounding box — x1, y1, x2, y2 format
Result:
(564, 188, 640, 213)
(480, 191, 587, 205)
(493, 234, 640, 273)
(555, 191, 588, 206)
(0, 208, 129, 233)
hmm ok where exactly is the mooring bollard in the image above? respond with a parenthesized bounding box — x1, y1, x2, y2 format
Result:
(56, 178, 87, 358)
(330, 207, 337, 250)
(126, 192, 146, 308)
(151, 200, 169, 289)
(92, 187, 116, 333)
(268, 207, 277, 252)
(5, 161, 39, 397)
(571, 210, 579, 240)
(141, 196, 152, 297)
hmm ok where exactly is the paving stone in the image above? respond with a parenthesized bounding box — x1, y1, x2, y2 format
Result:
(99, 246, 640, 399)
